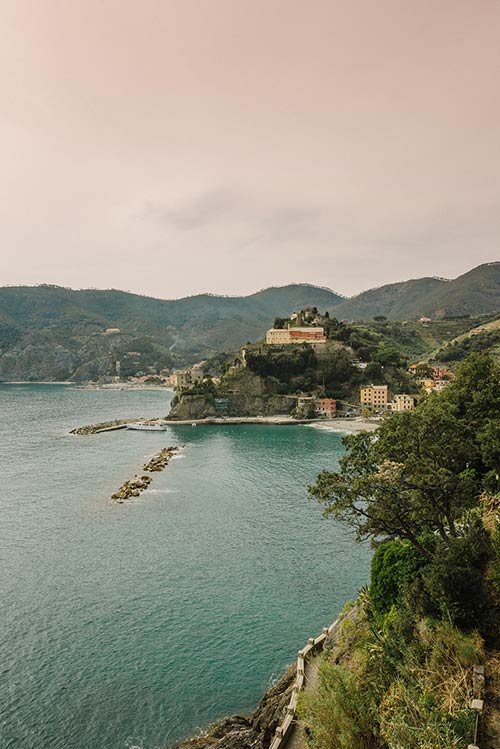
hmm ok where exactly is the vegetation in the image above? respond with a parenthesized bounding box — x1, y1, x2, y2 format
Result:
(301, 353, 500, 747)
(241, 343, 361, 399)
(0, 262, 498, 380)
(331, 261, 500, 321)
(435, 327, 500, 364)
(0, 283, 342, 380)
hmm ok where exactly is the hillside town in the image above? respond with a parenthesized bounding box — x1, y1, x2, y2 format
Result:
(165, 309, 459, 421)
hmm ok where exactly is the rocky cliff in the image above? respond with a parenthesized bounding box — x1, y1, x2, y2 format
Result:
(168, 370, 292, 420)
(170, 604, 361, 749)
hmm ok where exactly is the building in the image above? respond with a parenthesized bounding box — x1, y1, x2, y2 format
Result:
(432, 366, 454, 381)
(296, 395, 315, 409)
(265, 325, 326, 345)
(419, 316, 432, 324)
(104, 327, 121, 335)
(190, 363, 205, 384)
(360, 384, 388, 410)
(172, 362, 205, 391)
(172, 369, 193, 390)
(389, 393, 416, 412)
(314, 398, 336, 418)
(419, 378, 448, 394)
(266, 328, 292, 344)
(289, 327, 326, 343)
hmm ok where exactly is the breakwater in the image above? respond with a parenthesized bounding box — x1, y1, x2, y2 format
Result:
(70, 418, 146, 435)
(111, 446, 180, 502)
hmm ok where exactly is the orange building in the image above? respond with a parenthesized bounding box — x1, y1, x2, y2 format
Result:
(314, 398, 336, 418)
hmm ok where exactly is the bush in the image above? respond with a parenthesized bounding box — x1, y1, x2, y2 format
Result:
(420, 518, 492, 629)
(298, 662, 378, 748)
(370, 540, 424, 619)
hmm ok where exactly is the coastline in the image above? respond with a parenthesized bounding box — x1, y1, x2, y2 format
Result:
(165, 415, 380, 432)
(1, 380, 171, 391)
(69, 415, 380, 435)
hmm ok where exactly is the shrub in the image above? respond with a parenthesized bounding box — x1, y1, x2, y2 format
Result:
(370, 540, 424, 619)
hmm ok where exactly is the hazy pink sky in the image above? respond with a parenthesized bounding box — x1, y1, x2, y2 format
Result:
(1, 0, 499, 298)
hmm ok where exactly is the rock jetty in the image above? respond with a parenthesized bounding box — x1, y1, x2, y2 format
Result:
(111, 475, 152, 502)
(112, 446, 181, 503)
(142, 446, 179, 472)
(70, 418, 144, 435)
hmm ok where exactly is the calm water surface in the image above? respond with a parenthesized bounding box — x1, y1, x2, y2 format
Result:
(0, 385, 370, 749)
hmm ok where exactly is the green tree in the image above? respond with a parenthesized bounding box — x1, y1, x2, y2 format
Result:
(309, 353, 500, 558)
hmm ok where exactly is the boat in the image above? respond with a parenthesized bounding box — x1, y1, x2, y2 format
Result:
(127, 420, 167, 432)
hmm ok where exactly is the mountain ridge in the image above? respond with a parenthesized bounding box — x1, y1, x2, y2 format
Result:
(0, 263, 498, 381)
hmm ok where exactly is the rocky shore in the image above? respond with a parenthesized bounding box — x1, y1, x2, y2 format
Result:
(169, 604, 360, 749)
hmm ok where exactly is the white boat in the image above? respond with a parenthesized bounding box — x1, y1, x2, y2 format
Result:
(127, 420, 167, 432)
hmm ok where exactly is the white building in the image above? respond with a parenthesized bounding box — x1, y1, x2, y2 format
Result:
(389, 394, 416, 411)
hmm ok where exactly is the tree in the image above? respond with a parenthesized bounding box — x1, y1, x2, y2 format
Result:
(373, 315, 387, 322)
(273, 317, 286, 329)
(309, 354, 500, 559)
(363, 362, 384, 383)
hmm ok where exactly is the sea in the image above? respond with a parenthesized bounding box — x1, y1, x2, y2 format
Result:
(0, 384, 371, 749)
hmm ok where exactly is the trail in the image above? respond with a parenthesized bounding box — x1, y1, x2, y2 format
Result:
(283, 655, 320, 749)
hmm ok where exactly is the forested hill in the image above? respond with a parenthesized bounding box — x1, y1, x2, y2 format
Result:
(0, 283, 342, 381)
(331, 261, 500, 320)
(0, 262, 499, 381)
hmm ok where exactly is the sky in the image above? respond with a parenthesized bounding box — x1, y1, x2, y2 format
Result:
(1, 0, 500, 299)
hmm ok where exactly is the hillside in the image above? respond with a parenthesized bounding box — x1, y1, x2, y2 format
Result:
(331, 276, 447, 320)
(0, 283, 342, 381)
(0, 262, 499, 381)
(332, 261, 500, 320)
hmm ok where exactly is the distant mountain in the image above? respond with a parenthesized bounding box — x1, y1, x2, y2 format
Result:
(332, 262, 500, 321)
(0, 263, 498, 381)
(0, 283, 343, 381)
(331, 277, 447, 321)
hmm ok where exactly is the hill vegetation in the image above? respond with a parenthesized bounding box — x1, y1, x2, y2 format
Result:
(301, 353, 500, 747)
(0, 284, 342, 381)
(332, 262, 500, 321)
(0, 262, 498, 381)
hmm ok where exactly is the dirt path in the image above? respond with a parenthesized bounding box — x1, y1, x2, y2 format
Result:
(283, 655, 320, 749)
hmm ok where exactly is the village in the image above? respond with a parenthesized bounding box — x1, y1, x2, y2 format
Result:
(164, 309, 456, 421)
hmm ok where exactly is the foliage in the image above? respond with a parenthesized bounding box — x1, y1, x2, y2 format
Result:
(243, 344, 359, 396)
(300, 602, 483, 749)
(435, 329, 500, 363)
(370, 540, 424, 619)
(245, 346, 318, 392)
(299, 662, 378, 748)
(309, 354, 500, 560)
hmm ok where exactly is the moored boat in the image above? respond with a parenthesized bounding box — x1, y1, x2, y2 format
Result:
(127, 420, 167, 431)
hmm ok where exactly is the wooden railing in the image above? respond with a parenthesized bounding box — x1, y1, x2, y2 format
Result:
(268, 618, 338, 749)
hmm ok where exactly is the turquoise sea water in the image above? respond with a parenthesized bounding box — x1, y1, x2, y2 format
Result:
(0, 385, 371, 749)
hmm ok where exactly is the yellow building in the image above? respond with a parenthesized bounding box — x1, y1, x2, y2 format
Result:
(265, 326, 326, 345)
(419, 378, 448, 394)
(266, 328, 292, 344)
(360, 384, 388, 410)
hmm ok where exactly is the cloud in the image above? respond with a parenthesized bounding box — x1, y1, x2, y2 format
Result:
(146, 188, 325, 241)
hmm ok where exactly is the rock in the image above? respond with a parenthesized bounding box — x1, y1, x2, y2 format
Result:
(170, 665, 296, 749)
